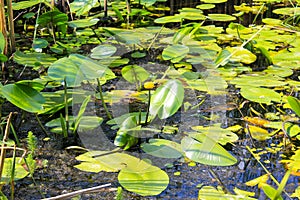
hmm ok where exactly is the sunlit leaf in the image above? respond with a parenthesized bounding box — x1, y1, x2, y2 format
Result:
(1, 83, 45, 113)
(141, 139, 183, 158)
(68, 18, 99, 28)
(1, 158, 29, 183)
(150, 79, 184, 119)
(240, 87, 282, 104)
(181, 136, 237, 166)
(162, 44, 189, 63)
(118, 159, 169, 196)
(198, 186, 257, 200)
(226, 47, 257, 64)
(246, 125, 270, 141)
(12, 0, 48, 10)
(121, 65, 150, 84)
(154, 15, 182, 24)
(245, 174, 269, 188)
(191, 123, 238, 145)
(208, 14, 236, 22)
(70, 0, 100, 16)
(287, 96, 300, 117)
(13, 51, 57, 69)
(90, 44, 117, 59)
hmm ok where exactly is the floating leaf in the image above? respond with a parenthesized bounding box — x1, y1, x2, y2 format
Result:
(70, 0, 100, 16)
(13, 51, 57, 69)
(273, 7, 300, 16)
(231, 74, 286, 88)
(121, 65, 150, 84)
(198, 186, 257, 200)
(150, 79, 184, 119)
(1, 83, 45, 113)
(118, 158, 169, 196)
(162, 44, 189, 63)
(201, 0, 227, 3)
(68, 18, 99, 28)
(246, 125, 270, 141)
(240, 87, 281, 104)
(287, 96, 300, 117)
(226, 47, 257, 64)
(12, 0, 47, 10)
(181, 136, 237, 166)
(1, 158, 29, 183)
(208, 14, 236, 22)
(90, 44, 117, 59)
(75, 150, 169, 196)
(245, 174, 269, 188)
(190, 123, 238, 145)
(154, 15, 182, 24)
(196, 4, 215, 10)
(141, 139, 183, 158)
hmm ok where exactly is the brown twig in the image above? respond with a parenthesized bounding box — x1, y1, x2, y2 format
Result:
(0, 112, 13, 178)
(41, 183, 116, 200)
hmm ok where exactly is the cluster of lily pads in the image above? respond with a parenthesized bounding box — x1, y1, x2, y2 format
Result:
(0, 0, 300, 199)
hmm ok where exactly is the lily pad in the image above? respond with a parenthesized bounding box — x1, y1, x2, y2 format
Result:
(121, 65, 150, 84)
(190, 123, 238, 145)
(13, 51, 57, 69)
(162, 44, 189, 63)
(208, 14, 236, 22)
(141, 139, 183, 158)
(181, 136, 237, 166)
(201, 0, 227, 3)
(226, 47, 257, 64)
(90, 44, 117, 59)
(1, 158, 29, 183)
(118, 158, 169, 196)
(240, 87, 282, 104)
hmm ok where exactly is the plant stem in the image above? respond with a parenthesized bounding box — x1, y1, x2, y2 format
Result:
(0, 112, 13, 180)
(145, 90, 151, 125)
(97, 78, 112, 120)
(10, 124, 20, 146)
(6, 0, 15, 52)
(64, 77, 69, 134)
(35, 114, 49, 136)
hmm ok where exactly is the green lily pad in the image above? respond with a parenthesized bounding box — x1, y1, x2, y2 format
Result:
(1, 158, 29, 183)
(75, 150, 169, 196)
(13, 51, 57, 69)
(273, 7, 300, 16)
(118, 158, 169, 196)
(196, 4, 215, 10)
(264, 66, 293, 77)
(68, 18, 99, 28)
(226, 47, 257, 64)
(162, 44, 189, 63)
(190, 123, 239, 145)
(262, 18, 282, 25)
(198, 186, 257, 200)
(240, 87, 282, 104)
(231, 74, 286, 87)
(154, 15, 182, 24)
(141, 139, 183, 158)
(201, 0, 227, 3)
(121, 65, 150, 84)
(208, 14, 236, 22)
(90, 44, 117, 59)
(181, 136, 237, 166)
